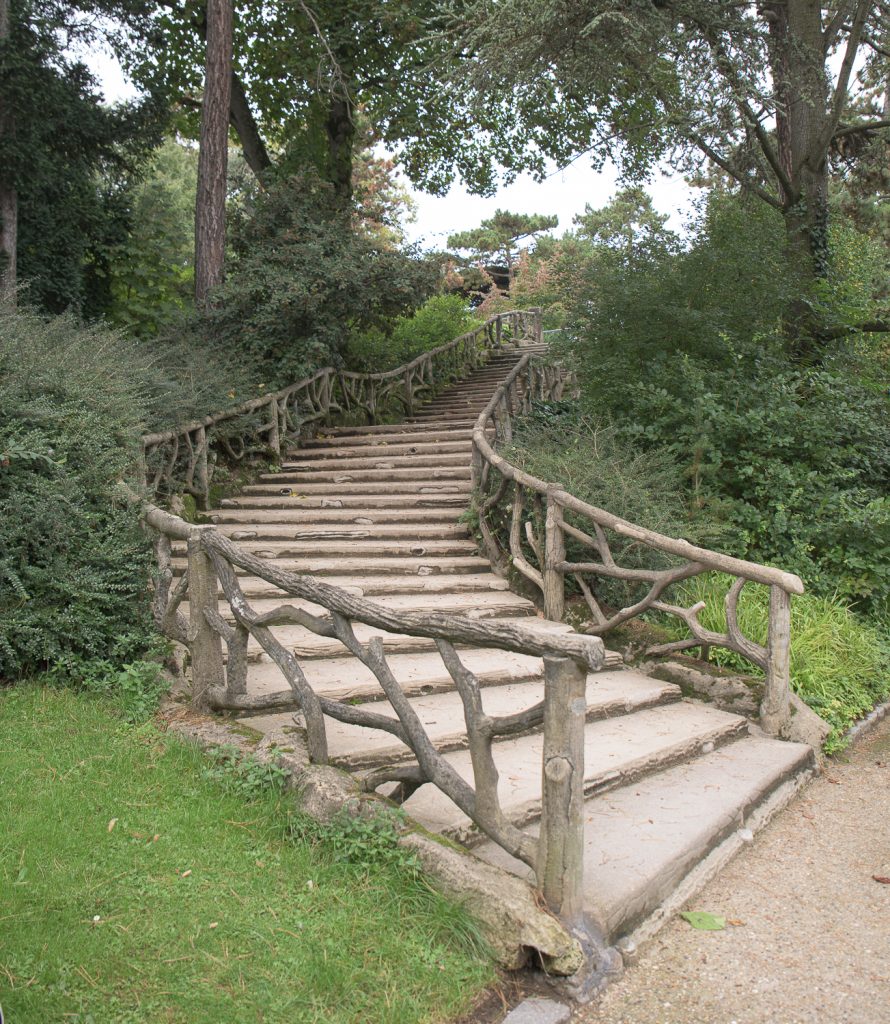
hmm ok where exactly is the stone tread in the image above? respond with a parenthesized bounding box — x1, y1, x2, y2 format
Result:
(474, 734, 814, 942)
(172, 554, 494, 576)
(230, 572, 514, 598)
(242, 671, 683, 771)
(399, 701, 750, 839)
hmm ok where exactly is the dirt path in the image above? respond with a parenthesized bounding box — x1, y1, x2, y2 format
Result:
(577, 715, 890, 1024)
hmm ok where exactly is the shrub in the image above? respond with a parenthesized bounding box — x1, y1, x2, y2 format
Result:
(498, 404, 727, 609)
(347, 294, 477, 371)
(0, 308, 156, 678)
(198, 172, 437, 386)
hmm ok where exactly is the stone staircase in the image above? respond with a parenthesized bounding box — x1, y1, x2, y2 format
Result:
(190, 346, 815, 952)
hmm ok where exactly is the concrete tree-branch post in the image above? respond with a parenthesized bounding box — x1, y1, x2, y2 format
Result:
(762, 584, 792, 736)
(543, 496, 566, 621)
(187, 528, 226, 709)
(539, 655, 587, 929)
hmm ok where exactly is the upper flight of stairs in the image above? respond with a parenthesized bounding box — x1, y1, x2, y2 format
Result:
(194, 344, 815, 949)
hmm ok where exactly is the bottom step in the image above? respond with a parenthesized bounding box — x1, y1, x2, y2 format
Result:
(475, 734, 814, 944)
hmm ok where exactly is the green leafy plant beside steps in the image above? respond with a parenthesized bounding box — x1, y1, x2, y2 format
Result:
(657, 574, 890, 750)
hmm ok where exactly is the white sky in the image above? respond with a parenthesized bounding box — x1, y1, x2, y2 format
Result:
(88, 46, 697, 247)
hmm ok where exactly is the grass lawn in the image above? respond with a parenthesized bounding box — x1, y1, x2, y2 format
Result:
(0, 685, 493, 1023)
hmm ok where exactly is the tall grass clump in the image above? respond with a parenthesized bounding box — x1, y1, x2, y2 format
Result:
(661, 574, 890, 745)
(501, 404, 727, 609)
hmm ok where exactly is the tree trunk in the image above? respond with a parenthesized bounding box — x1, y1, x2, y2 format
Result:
(0, 0, 16, 304)
(325, 94, 355, 204)
(775, 1, 832, 354)
(229, 71, 271, 179)
(194, 0, 233, 306)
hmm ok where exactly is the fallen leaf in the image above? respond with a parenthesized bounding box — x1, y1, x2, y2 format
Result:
(727, 919, 746, 927)
(873, 875, 890, 884)
(680, 911, 726, 931)
(107, 818, 118, 832)
(209, 922, 219, 929)
(181, 869, 192, 878)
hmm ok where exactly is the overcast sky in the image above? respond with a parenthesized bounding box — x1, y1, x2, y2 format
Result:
(89, 45, 697, 248)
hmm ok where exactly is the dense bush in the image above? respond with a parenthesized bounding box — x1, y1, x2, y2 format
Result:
(197, 173, 438, 386)
(0, 308, 159, 678)
(550, 192, 890, 618)
(499, 404, 727, 609)
(347, 294, 477, 371)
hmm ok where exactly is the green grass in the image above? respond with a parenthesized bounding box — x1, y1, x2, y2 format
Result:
(659, 575, 890, 749)
(0, 685, 493, 1023)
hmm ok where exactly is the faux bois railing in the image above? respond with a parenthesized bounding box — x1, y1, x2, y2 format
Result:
(146, 503, 601, 927)
(471, 353, 803, 738)
(141, 307, 597, 923)
(139, 308, 542, 509)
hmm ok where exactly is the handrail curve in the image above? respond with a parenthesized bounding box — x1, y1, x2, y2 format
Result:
(470, 352, 800, 738)
(140, 308, 541, 507)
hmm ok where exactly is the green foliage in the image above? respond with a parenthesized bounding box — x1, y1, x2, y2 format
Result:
(202, 745, 290, 801)
(0, 685, 493, 1022)
(2, 3, 165, 317)
(552, 191, 890, 617)
(499, 403, 726, 608)
(106, 138, 198, 337)
(198, 172, 437, 386)
(0, 308, 156, 679)
(52, 657, 170, 724)
(661, 575, 890, 746)
(448, 209, 559, 267)
(347, 294, 477, 371)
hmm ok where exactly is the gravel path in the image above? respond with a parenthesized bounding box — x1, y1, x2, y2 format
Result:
(576, 716, 890, 1024)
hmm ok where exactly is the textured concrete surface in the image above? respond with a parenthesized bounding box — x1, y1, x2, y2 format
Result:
(577, 715, 890, 1024)
(503, 998, 572, 1024)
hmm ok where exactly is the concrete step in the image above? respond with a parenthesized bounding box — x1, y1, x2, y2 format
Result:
(212, 494, 470, 510)
(172, 554, 494, 577)
(211, 589, 535, 621)
(213, 522, 471, 541)
(475, 735, 814, 944)
(241, 647, 551, 703)
(250, 466, 472, 486)
(275, 452, 471, 474)
(174, 537, 481, 560)
(232, 572, 513, 598)
(241, 479, 472, 496)
(283, 439, 473, 462)
(318, 418, 477, 438)
(209, 507, 466, 526)
(399, 702, 750, 843)
(244, 673, 682, 771)
(297, 428, 481, 450)
(216, 616, 574, 663)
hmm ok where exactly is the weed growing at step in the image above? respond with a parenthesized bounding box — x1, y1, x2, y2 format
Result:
(202, 744, 290, 800)
(47, 656, 170, 724)
(0, 685, 493, 1023)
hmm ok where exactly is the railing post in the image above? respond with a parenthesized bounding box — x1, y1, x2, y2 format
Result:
(762, 584, 792, 736)
(404, 367, 414, 417)
(194, 426, 210, 510)
(539, 655, 587, 928)
(267, 395, 281, 459)
(186, 526, 225, 710)
(495, 315, 502, 349)
(532, 306, 543, 344)
(543, 496, 566, 621)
